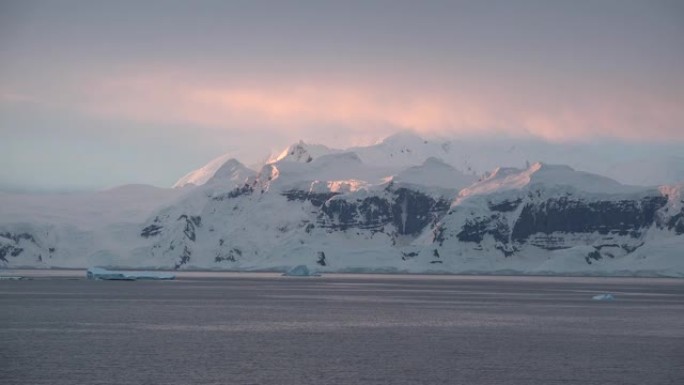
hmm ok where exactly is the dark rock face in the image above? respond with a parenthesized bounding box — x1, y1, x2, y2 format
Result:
(457, 214, 509, 244)
(357, 196, 392, 229)
(666, 209, 684, 235)
(141, 216, 165, 238)
(319, 187, 449, 235)
(456, 217, 488, 243)
(282, 190, 339, 207)
(174, 246, 192, 269)
(320, 199, 360, 230)
(401, 251, 419, 260)
(0, 244, 22, 262)
(586, 249, 602, 264)
(392, 189, 450, 235)
(453, 193, 673, 258)
(526, 234, 572, 251)
(316, 251, 327, 266)
(674, 218, 684, 235)
(141, 224, 163, 238)
(0, 232, 39, 262)
(488, 198, 522, 212)
(177, 215, 201, 242)
(511, 196, 668, 242)
(0, 232, 36, 244)
(212, 184, 254, 201)
(215, 248, 241, 263)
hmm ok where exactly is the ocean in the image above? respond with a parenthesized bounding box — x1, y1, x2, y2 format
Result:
(1, 272, 682, 384)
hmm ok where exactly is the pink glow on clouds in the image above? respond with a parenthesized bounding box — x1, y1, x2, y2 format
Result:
(77, 71, 684, 143)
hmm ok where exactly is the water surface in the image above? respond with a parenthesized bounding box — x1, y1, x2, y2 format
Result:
(1, 273, 682, 384)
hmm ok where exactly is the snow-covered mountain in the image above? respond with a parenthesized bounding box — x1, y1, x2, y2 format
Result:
(1, 135, 683, 276)
(173, 153, 256, 188)
(176, 132, 684, 189)
(432, 164, 682, 275)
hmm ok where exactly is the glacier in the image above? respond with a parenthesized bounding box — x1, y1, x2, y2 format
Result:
(1, 133, 683, 277)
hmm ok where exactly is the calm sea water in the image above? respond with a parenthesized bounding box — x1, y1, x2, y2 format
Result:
(1, 272, 682, 385)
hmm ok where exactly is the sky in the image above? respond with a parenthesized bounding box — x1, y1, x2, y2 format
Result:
(1, 0, 683, 191)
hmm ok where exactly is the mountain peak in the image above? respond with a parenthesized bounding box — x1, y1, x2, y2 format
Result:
(459, 162, 632, 201)
(173, 153, 238, 188)
(393, 156, 477, 190)
(270, 141, 337, 164)
(379, 131, 428, 146)
(210, 159, 253, 181)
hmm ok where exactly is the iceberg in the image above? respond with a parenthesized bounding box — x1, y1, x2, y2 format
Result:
(0, 276, 25, 280)
(86, 267, 133, 280)
(86, 267, 175, 281)
(592, 293, 615, 301)
(124, 271, 176, 280)
(282, 265, 320, 277)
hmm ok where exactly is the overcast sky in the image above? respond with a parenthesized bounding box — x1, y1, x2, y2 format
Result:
(1, 0, 683, 191)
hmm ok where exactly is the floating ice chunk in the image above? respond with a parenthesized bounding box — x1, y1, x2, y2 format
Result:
(282, 265, 320, 277)
(125, 271, 175, 280)
(86, 267, 174, 280)
(592, 293, 615, 301)
(87, 267, 135, 280)
(0, 276, 25, 280)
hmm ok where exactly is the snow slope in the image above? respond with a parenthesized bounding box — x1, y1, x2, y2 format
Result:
(392, 157, 477, 190)
(174, 153, 257, 188)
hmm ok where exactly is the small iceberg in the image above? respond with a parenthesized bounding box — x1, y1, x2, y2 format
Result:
(86, 267, 175, 281)
(0, 276, 25, 280)
(125, 271, 176, 280)
(592, 293, 615, 301)
(86, 267, 134, 280)
(282, 265, 320, 277)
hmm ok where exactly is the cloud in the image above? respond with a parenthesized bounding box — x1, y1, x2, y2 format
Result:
(65, 70, 684, 145)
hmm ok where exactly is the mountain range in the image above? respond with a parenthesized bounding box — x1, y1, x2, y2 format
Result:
(1, 133, 683, 276)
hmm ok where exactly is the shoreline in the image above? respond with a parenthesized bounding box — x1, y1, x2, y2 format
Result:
(1, 267, 682, 282)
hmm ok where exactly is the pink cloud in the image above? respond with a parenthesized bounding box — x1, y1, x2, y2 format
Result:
(73, 70, 684, 144)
